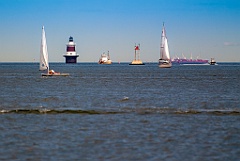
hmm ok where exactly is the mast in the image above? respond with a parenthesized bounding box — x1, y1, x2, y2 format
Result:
(160, 23, 165, 59)
(107, 50, 110, 60)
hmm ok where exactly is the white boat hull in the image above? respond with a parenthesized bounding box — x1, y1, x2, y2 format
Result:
(159, 63, 172, 68)
(159, 59, 172, 68)
(99, 60, 112, 64)
(41, 73, 69, 77)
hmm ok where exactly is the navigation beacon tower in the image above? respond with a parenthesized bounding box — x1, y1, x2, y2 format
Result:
(129, 44, 145, 65)
(63, 36, 79, 63)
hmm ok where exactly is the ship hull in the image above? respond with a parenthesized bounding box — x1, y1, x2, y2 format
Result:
(99, 60, 112, 64)
(172, 59, 209, 65)
(210, 62, 216, 65)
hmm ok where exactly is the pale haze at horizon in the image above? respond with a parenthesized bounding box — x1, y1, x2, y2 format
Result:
(0, 0, 240, 62)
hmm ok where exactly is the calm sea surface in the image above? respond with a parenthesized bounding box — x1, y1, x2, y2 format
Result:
(0, 62, 239, 160)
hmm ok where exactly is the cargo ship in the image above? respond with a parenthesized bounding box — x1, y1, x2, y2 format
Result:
(171, 55, 209, 65)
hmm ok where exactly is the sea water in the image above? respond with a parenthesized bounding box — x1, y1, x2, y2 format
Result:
(0, 62, 239, 160)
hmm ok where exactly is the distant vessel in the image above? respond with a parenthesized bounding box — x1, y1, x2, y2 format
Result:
(171, 56, 209, 65)
(40, 26, 69, 77)
(63, 36, 79, 63)
(209, 58, 217, 65)
(98, 51, 112, 64)
(159, 23, 172, 68)
(129, 44, 145, 65)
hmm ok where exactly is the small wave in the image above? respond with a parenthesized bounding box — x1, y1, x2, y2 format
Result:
(195, 109, 240, 115)
(119, 96, 129, 102)
(173, 109, 240, 115)
(0, 108, 239, 115)
(0, 109, 121, 115)
(123, 107, 240, 115)
(174, 109, 240, 115)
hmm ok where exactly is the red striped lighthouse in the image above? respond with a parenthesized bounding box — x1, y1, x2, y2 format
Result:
(63, 36, 79, 63)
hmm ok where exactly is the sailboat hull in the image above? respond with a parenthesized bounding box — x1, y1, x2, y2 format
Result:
(159, 63, 172, 68)
(158, 59, 172, 68)
(41, 73, 69, 77)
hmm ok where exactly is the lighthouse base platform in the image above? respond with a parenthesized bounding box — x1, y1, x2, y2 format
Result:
(64, 55, 79, 63)
(129, 60, 145, 65)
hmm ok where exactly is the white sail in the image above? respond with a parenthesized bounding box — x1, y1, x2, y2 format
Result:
(160, 25, 170, 60)
(40, 26, 49, 71)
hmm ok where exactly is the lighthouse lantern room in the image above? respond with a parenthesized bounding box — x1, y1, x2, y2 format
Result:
(63, 36, 79, 63)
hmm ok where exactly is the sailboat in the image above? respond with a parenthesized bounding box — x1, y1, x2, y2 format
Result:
(40, 26, 69, 76)
(158, 23, 172, 68)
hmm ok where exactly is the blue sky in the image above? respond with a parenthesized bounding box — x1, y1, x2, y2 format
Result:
(0, 0, 240, 62)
